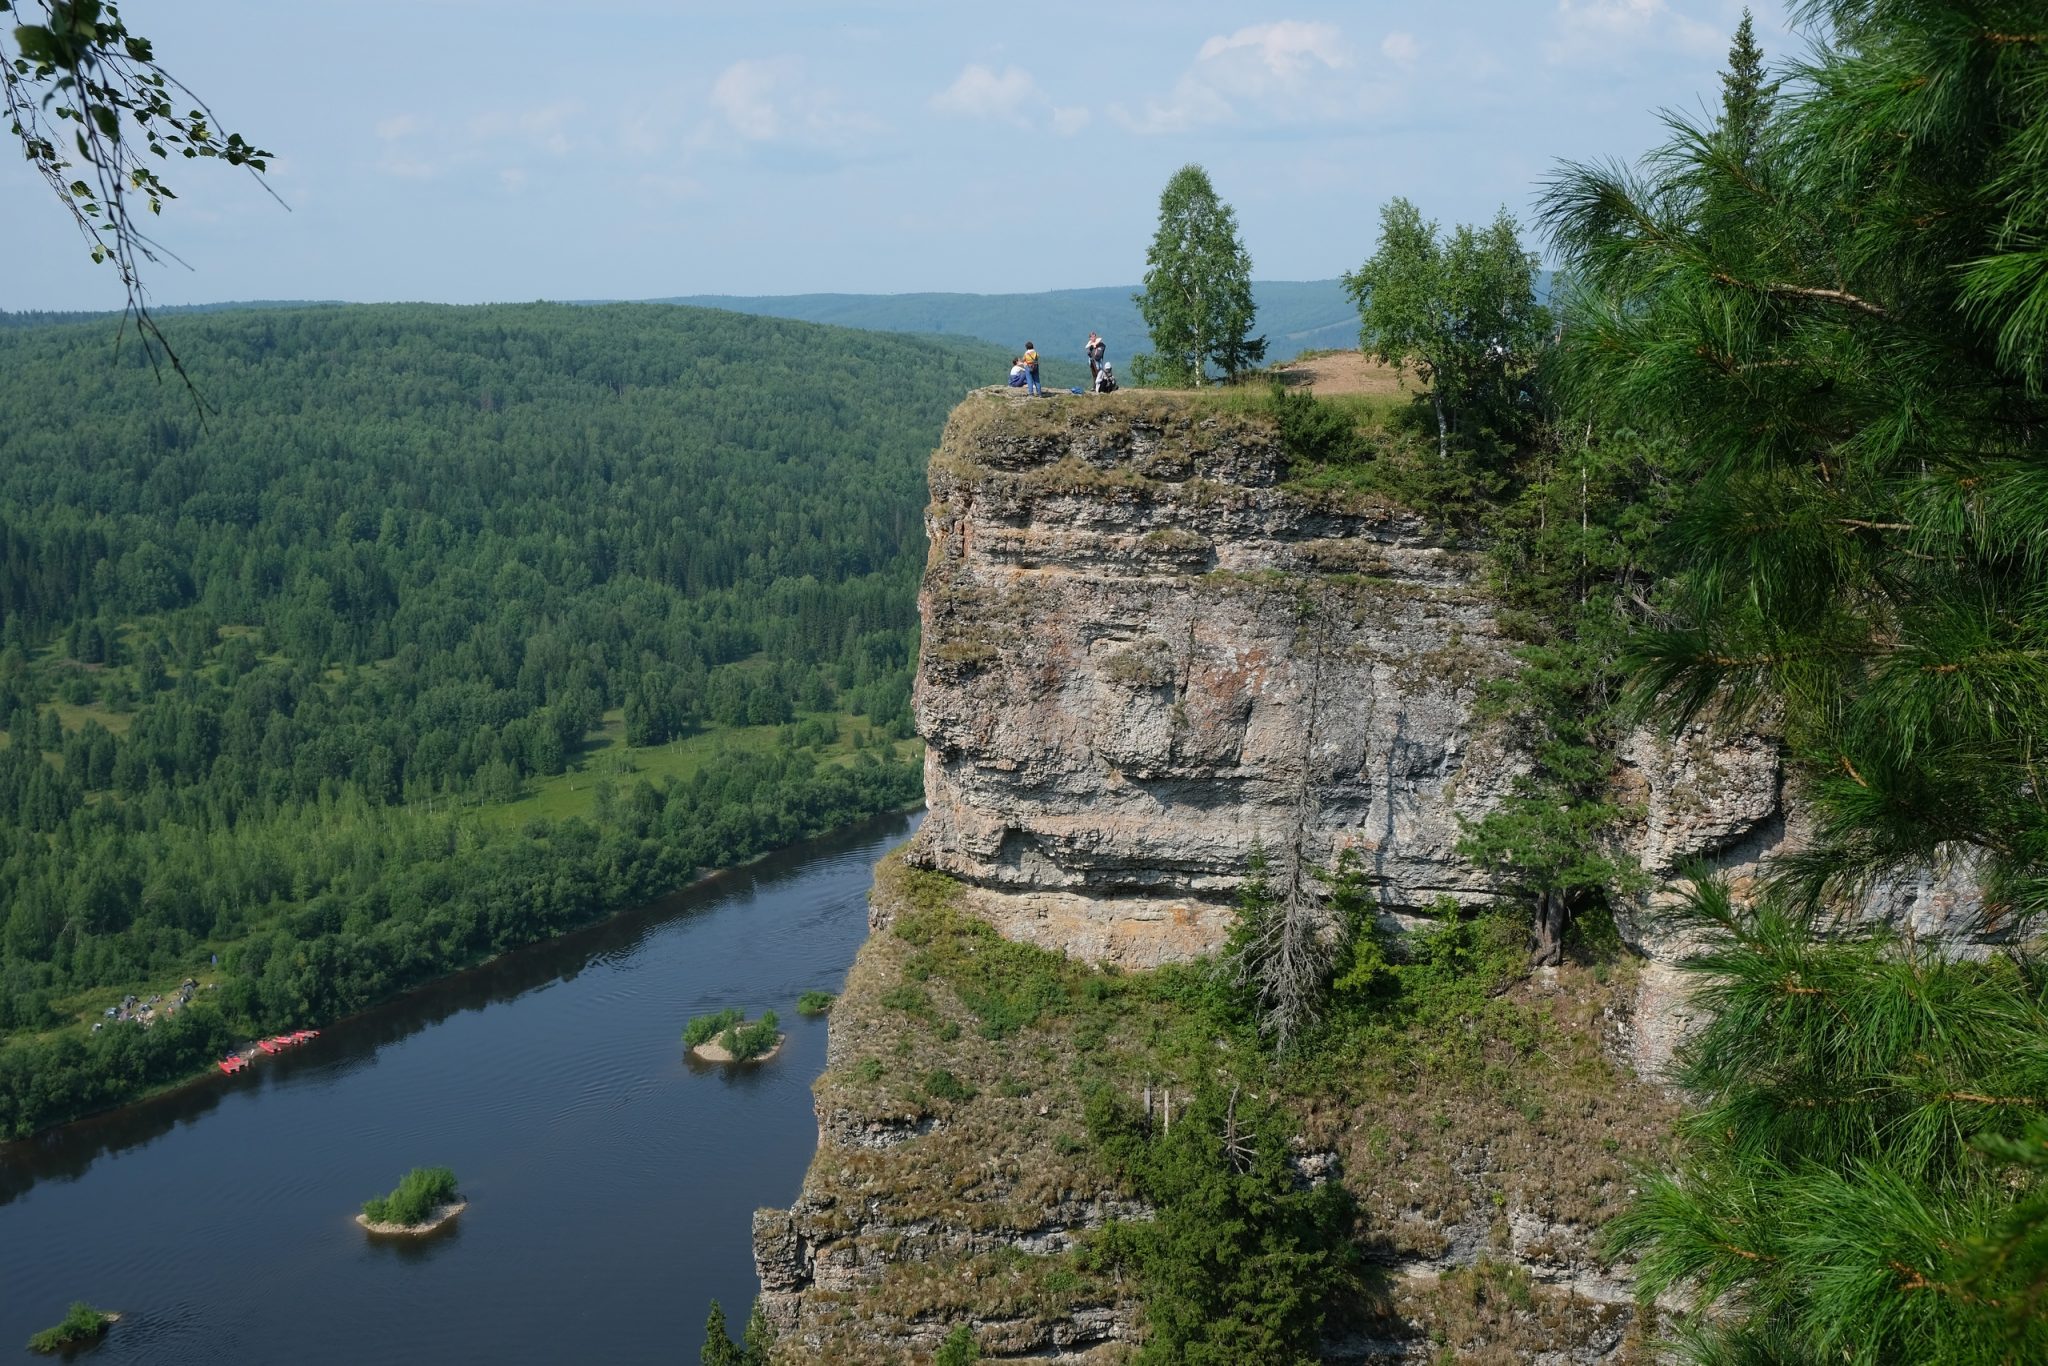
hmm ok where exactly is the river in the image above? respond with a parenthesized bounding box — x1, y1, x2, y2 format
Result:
(0, 811, 919, 1364)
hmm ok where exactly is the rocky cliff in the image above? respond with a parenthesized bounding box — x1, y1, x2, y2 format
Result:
(756, 389, 1988, 1363)
(908, 391, 1793, 961)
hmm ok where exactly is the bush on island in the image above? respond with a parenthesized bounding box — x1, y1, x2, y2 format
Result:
(720, 1011, 780, 1061)
(28, 1303, 111, 1354)
(796, 990, 834, 1016)
(361, 1166, 461, 1226)
(683, 1008, 745, 1048)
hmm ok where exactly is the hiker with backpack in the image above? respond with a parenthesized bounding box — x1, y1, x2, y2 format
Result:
(1021, 342, 1041, 396)
(1085, 332, 1106, 386)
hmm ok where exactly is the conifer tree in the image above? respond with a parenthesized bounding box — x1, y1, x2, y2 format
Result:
(699, 1299, 741, 1366)
(1717, 9, 1774, 165)
(1543, 1, 2048, 1356)
(1134, 165, 1265, 386)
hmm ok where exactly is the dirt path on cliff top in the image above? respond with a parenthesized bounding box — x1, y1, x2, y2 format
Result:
(1269, 349, 1422, 397)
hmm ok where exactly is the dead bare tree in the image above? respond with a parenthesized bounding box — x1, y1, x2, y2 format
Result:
(1230, 592, 1344, 1051)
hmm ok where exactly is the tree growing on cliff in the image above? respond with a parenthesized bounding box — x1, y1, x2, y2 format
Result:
(700, 1301, 741, 1366)
(699, 1299, 769, 1366)
(1544, 0, 2048, 1354)
(1604, 876, 2048, 1361)
(1344, 200, 1547, 460)
(1133, 164, 1265, 386)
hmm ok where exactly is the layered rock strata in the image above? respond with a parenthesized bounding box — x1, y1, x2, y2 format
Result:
(908, 390, 1800, 966)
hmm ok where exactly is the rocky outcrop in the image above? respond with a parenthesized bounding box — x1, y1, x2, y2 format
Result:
(760, 389, 1996, 1362)
(908, 391, 1817, 973)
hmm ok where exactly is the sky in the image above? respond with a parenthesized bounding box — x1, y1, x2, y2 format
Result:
(2, 0, 1802, 312)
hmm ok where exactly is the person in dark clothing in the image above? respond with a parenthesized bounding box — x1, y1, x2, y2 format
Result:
(1085, 332, 1106, 386)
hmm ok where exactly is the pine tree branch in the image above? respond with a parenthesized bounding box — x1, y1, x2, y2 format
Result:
(1709, 272, 1889, 317)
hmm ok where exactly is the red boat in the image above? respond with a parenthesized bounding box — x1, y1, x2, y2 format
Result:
(257, 1037, 284, 1054)
(218, 1056, 249, 1075)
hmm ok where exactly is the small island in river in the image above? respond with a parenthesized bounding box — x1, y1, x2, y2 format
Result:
(683, 1008, 784, 1063)
(356, 1166, 466, 1236)
(28, 1303, 117, 1354)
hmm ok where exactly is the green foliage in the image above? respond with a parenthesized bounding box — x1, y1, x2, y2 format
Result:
(26, 1301, 109, 1354)
(933, 1324, 982, 1365)
(1266, 381, 1368, 467)
(699, 1300, 741, 1366)
(700, 1297, 771, 1366)
(1543, 0, 2048, 918)
(718, 1011, 780, 1061)
(1134, 164, 1266, 386)
(894, 903, 1079, 1038)
(1604, 876, 2048, 1362)
(921, 1068, 975, 1103)
(740, 1300, 771, 1365)
(795, 990, 834, 1016)
(1084, 1083, 1357, 1364)
(0, 302, 958, 1136)
(1343, 198, 1548, 460)
(1716, 8, 1775, 166)
(683, 1009, 745, 1049)
(2, 1, 273, 377)
(361, 1165, 460, 1226)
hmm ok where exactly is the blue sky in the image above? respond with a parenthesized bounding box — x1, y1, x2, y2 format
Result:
(4, 1, 1797, 311)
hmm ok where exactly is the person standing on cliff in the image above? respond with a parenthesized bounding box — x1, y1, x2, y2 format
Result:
(1021, 341, 1041, 396)
(1085, 332, 1106, 387)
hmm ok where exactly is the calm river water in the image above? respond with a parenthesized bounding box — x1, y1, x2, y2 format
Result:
(0, 811, 919, 1364)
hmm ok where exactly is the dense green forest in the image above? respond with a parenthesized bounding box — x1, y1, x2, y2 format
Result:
(0, 302, 994, 1138)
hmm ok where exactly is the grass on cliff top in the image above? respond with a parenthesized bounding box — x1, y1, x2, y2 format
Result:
(944, 379, 1504, 534)
(794, 853, 1673, 1360)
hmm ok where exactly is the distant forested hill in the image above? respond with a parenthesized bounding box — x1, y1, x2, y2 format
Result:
(663, 280, 1364, 366)
(0, 302, 999, 1136)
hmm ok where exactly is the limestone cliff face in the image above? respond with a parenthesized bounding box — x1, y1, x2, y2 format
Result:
(908, 390, 1788, 966)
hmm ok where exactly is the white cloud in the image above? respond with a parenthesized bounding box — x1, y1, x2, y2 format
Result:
(1196, 20, 1346, 81)
(1381, 31, 1420, 66)
(708, 57, 876, 148)
(932, 64, 1091, 137)
(497, 167, 528, 192)
(1559, 0, 1664, 32)
(375, 114, 422, 141)
(378, 157, 438, 181)
(933, 64, 1036, 123)
(1548, 0, 1721, 63)
(711, 59, 792, 142)
(1114, 20, 1355, 136)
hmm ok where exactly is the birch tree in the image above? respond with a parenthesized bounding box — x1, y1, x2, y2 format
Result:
(1344, 200, 1546, 460)
(1134, 164, 1265, 387)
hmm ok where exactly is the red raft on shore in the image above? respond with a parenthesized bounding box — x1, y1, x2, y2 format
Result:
(255, 1029, 319, 1055)
(222, 1029, 319, 1071)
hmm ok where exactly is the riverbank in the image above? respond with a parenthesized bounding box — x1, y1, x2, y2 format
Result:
(1, 795, 925, 1145)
